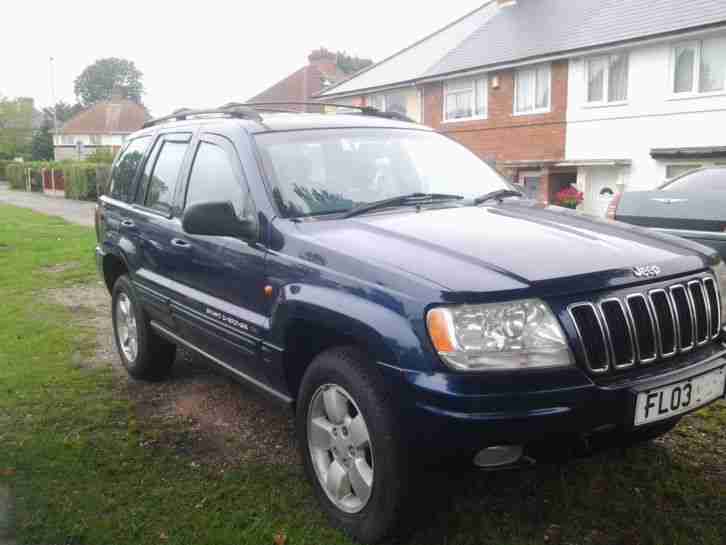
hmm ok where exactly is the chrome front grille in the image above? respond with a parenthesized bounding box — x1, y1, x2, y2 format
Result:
(568, 275, 721, 375)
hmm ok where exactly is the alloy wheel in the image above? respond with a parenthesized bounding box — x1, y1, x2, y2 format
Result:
(307, 384, 374, 513)
(115, 292, 138, 363)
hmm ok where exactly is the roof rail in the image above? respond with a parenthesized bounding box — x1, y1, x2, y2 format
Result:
(241, 102, 418, 124)
(142, 105, 263, 129)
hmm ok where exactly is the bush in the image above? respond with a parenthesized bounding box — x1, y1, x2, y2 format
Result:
(63, 163, 111, 201)
(30, 169, 43, 192)
(6, 163, 26, 190)
(4, 160, 110, 199)
(0, 159, 11, 180)
(85, 147, 115, 164)
(555, 185, 584, 209)
(95, 164, 112, 196)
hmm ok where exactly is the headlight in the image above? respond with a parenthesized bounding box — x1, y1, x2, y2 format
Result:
(711, 261, 726, 328)
(426, 299, 574, 371)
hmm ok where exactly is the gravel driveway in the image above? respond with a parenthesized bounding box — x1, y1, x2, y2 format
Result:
(48, 281, 299, 470)
(0, 181, 95, 227)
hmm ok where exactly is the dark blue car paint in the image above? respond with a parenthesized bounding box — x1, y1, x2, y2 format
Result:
(97, 114, 726, 453)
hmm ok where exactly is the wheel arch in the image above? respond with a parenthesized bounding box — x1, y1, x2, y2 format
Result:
(102, 249, 131, 293)
(270, 285, 424, 399)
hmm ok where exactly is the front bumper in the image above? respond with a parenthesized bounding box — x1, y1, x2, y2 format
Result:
(379, 343, 726, 454)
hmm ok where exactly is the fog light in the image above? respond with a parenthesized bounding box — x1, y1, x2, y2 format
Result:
(473, 445, 523, 468)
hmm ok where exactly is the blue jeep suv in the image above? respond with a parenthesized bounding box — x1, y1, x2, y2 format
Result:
(96, 104, 726, 543)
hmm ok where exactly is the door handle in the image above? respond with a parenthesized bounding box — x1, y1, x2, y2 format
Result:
(171, 238, 192, 249)
(121, 219, 136, 228)
(651, 198, 688, 204)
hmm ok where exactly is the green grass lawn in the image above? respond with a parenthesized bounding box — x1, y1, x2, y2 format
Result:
(0, 203, 724, 545)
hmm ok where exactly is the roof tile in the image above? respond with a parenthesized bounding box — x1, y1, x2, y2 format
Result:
(60, 99, 149, 134)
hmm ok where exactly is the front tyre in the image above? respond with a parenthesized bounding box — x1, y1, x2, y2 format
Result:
(297, 347, 409, 544)
(112, 274, 175, 380)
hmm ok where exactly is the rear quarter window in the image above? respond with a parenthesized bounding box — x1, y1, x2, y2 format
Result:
(109, 136, 152, 201)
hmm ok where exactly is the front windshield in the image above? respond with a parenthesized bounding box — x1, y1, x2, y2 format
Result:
(254, 128, 511, 218)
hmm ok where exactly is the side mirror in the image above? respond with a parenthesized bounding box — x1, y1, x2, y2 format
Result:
(182, 201, 258, 241)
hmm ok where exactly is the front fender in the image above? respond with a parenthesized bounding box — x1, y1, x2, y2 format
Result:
(268, 284, 428, 370)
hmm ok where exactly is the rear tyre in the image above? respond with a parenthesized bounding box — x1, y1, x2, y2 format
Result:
(296, 346, 410, 544)
(111, 274, 175, 380)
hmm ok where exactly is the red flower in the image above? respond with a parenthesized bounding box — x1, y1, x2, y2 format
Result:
(555, 186, 584, 208)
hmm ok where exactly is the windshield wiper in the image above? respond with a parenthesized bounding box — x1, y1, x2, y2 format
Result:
(343, 193, 465, 219)
(474, 189, 523, 205)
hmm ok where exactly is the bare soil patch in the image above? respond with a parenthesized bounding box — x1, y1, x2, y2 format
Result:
(45, 282, 298, 470)
(41, 261, 80, 274)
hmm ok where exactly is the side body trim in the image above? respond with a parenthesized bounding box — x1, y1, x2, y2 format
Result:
(150, 321, 293, 406)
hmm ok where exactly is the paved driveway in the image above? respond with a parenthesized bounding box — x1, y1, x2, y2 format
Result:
(0, 181, 95, 227)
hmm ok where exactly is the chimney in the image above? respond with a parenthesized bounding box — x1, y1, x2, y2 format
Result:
(497, 0, 517, 6)
(308, 48, 338, 78)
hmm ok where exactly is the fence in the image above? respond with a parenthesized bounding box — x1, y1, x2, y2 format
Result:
(4, 162, 110, 201)
(41, 169, 65, 193)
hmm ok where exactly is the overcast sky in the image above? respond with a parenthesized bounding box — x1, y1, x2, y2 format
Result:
(0, 0, 485, 116)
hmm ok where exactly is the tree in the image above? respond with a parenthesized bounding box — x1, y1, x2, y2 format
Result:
(31, 121, 54, 161)
(43, 101, 84, 125)
(74, 57, 144, 106)
(335, 51, 373, 75)
(0, 96, 35, 159)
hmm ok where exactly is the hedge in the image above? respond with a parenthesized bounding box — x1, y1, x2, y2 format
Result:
(3, 160, 112, 201)
(62, 163, 112, 201)
(6, 163, 26, 190)
(0, 159, 11, 180)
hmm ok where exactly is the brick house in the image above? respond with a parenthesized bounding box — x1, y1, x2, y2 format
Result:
(54, 91, 149, 161)
(247, 49, 347, 112)
(318, 0, 726, 215)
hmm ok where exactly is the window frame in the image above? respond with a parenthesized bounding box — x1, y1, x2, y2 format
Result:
(366, 89, 422, 122)
(181, 133, 255, 218)
(661, 166, 726, 191)
(671, 36, 726, 97)
(136, 132, 192, 218)
(108, 135, 153, 203)
(585, 53, 629, 106)
(513, 64, 551, 116)
(665, 163, 704, 181)
(442, 76, 488, 123)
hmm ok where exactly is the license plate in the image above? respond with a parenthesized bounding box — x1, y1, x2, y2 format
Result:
(634, 367, 726, 427)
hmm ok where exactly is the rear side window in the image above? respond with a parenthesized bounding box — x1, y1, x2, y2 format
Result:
(185, 142, 251, 218)
(145, 141, 189, 214)
(109, 136, 151, 201)
(664, 168, 726, 191)
(134, 137, 163, 204)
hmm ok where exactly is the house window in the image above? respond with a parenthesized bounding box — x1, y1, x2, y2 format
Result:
(367, 94, 385, 111)
(366, 89, 421, 122)
(89, 135, 102, 145)
(514, 64, 551, 114)
(673, 36, 726, 94)
(587, 54, 628, 103)
(443, 76, 487, 121)
(61, 135, 75, 145)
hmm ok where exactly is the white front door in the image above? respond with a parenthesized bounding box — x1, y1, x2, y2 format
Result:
(584, 167, 618, 217)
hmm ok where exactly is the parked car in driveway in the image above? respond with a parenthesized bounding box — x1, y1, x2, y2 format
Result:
(95, 104, 726, 543)
(609, 167, 726, 259)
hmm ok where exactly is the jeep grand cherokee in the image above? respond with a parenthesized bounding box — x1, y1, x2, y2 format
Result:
(95, 104, 726, 543)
